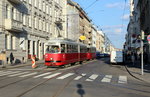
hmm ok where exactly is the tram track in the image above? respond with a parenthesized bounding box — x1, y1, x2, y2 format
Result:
(0, 68, 60, 89)
(15, 60, 96, 97)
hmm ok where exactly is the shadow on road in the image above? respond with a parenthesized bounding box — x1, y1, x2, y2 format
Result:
(77, 84, 85, 97)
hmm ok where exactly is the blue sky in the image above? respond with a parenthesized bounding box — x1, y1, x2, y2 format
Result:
(73, 0, 130, 49)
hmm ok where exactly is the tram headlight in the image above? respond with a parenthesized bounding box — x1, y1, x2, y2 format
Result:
(50, 58, 53, 60)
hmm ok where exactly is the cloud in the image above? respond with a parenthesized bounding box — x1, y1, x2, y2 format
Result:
(106, 3, 121, 8)
(121, 14, 129, 21)
(106, 2, 130, 9)
(102, 24, 126, 30)
(114, 28, 122, 34)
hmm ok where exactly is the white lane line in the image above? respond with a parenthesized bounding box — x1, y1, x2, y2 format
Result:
(9, 72, 29, 77)
(0, 71, 21, 76)
(74, 74, 86, 80)
(118, 76, 127, 84)
(101, 75, 112, 83)
(33, 72, 51, 78)
(19, 72, 37, 77)
(86, 74, 99, 81)
(43, 73, 61, 79)
(57, 73, 74, 79)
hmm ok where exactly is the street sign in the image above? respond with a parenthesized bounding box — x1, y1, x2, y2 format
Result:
(147, 35, 150, 44)
(147, 35, 150, 41)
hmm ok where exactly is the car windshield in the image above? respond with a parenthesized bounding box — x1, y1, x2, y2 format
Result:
(46, 45, 60, 53)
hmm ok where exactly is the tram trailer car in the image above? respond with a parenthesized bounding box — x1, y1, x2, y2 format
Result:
(86, 46, 96, 60)
(45, 39, 92, 67)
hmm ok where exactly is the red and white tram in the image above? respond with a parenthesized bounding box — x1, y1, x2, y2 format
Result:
(44, 39, 95, 67)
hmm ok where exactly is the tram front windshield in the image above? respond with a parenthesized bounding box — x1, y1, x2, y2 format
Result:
(46, 45, 60, 53)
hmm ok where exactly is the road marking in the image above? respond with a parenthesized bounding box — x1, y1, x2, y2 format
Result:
(9, 72, 29, 77)
(118, 76, 127, 84)
(43, 73, 61, 79)
(0, 71, 21, 76)
(19, 72, 37, 77)
(57, 73, 74, 79)
(0, 71, 12, 76)
(86, 74, 99, 81)
(74, 74, 86, 80)
(101, 75, 112, 83)
(33, 72, 51, 78)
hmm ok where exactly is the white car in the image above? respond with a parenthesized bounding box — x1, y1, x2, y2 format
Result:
(110, 51, 123, 64)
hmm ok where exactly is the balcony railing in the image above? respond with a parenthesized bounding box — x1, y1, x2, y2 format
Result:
(8, 0, 22, 4)
(5, 19, 23, 32)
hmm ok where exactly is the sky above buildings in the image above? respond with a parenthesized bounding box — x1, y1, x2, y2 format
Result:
(73, 0, 130, 49)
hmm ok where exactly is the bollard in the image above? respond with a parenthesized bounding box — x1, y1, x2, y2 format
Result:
(31, 55, 37, 69)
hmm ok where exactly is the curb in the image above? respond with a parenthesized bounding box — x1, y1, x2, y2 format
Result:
(0, 61, 44, 70)
(125, 64, 150, 83)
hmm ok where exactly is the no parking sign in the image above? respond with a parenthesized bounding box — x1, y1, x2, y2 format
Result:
(147, 35, 150, 44)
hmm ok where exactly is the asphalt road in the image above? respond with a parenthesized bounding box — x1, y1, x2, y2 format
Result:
(0, 58, 150, 97)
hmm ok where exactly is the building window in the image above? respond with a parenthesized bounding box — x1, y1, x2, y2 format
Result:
(12, 36, 16, 50)
(43, 2, 46, 12)
(34, 17, 37, 29)
(5, 35, 8, 49)
(39, 19, 42, 30)
(29, 16, 32, 27)
(39, 0, 42, 10)
(49, 7, 52, 16)
(46, 5, 49, 14)
(34, 0, 37, 7)
(23, 14, 26, 25)
(29, 0, 32, 5)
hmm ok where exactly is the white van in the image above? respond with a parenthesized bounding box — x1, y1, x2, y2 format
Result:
(110, 51, 123, 64)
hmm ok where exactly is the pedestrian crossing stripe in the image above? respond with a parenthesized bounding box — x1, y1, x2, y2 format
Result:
(33, 72, 51, 78)
(86, 74, 99, 81)
(43, 73, 61, 79)
(9, 72, 29, 77)
(101, 75, 112, 83)
(118, 76, 127, 84)
(0, 71, 21, 76)
(19, 72, 37, 77)
(74, 74, 86, 80)
(57, 73, 74, 79)
(0, 71, 127, 84)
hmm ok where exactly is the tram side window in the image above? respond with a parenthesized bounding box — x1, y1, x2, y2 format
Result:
(67, 45, 71, 53)
(61, 44, 65, 53)
(46, 45, 60, 53)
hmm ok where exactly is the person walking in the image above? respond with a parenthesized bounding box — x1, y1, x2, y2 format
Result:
(10, 52, 14, 65)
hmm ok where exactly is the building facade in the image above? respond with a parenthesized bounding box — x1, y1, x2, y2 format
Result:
(0, 0, 67, 64)
(125, 0, 150, 62)
(67, 0, 92, 46)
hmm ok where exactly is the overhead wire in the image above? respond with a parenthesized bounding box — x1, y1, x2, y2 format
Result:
(84, 0, 99, 10)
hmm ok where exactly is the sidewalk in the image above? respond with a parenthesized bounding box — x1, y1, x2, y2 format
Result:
(0, 60, 44, 70)
(125, 60, 150, 83)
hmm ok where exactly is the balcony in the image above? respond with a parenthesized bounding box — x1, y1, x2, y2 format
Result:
(8, 0, 22, 4)
(5, 19, 23, 32)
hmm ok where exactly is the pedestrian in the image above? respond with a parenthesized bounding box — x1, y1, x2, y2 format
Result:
(131, 53, 135, 66)
(144, 52, 148, 65)
(10, 52, 14, 65)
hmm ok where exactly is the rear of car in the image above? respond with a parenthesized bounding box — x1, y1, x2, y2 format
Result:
(110, 51, 123, 64)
